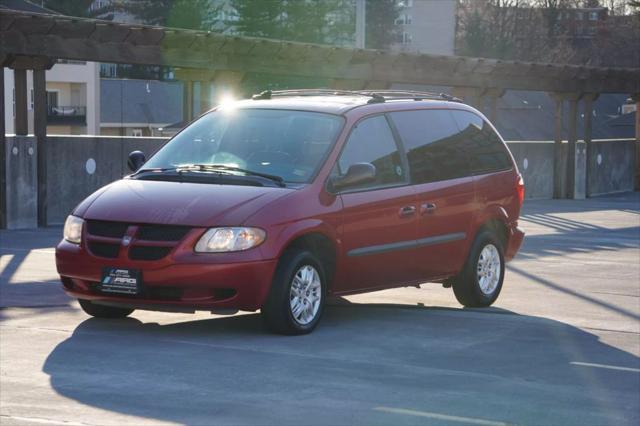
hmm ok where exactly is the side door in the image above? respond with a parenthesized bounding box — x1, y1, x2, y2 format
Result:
(333, 115, 421, 293)
(388, 109, 476, 279)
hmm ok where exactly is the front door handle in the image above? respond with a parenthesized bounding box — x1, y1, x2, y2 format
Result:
(420, 203, 437, 215)
(399, 205, 417, 217)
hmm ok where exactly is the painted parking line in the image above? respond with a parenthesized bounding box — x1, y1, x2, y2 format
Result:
(570, 361, 640, 373)
(374, 407, 511, 426)
(0, 414, 92, 426)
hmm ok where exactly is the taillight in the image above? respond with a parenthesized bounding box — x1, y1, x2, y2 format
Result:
(516, 175, 525, 207)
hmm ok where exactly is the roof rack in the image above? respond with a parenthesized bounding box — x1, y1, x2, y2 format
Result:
(251, 89, 462, 103)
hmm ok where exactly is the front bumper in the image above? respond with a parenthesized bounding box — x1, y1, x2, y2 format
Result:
(56, 239, 278, 312)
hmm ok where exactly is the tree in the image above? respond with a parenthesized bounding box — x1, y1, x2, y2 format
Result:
(116, 0, 220, 30)
(43, 0, 100, 17)
(366, 0, 400, 49)
(228, 0, 355, 46)
(457, 0, 523, 59)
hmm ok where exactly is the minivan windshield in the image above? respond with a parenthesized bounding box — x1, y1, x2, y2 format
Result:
(142, 108, 344, 184)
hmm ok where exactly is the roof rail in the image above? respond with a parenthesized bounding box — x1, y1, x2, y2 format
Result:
(251, 89, 462, 103)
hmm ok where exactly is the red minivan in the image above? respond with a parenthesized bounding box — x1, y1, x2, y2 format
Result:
(56, 90, 525, 334)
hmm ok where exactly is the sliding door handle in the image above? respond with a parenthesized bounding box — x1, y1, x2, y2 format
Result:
(420, 203, 437, 215)
(399, 205, 417, 217)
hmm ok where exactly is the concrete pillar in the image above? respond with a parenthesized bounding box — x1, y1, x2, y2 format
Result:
(0, 67, 5, 229)
(583, 93, 598, 197)
(551, 95, 565, 199)
(566, 97, 579, 199)
(634, 94, 640, 190)
(182, 80, 194, 123)
(212, 70, 245, 97)
(451, 86, 485, 110)
(14, 69, 28, 135)
(33, 68, 47, 227)
(200, 80, 212, 114)
(483, 88, 505, 123)
(86, 62, 100, 135)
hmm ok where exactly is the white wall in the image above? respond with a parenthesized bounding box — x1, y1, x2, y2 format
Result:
(392, 0, 457, 55)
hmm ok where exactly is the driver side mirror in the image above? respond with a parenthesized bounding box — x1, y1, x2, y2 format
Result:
(329, 163, 376, 192)
(127, 151, 146, 172)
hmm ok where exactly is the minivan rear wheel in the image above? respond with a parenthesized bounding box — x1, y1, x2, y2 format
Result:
(78, 299, 134, 318)
(261, 249, 326, 335)
(452, 230, 505, 307)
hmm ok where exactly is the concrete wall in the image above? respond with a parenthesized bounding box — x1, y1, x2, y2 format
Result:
(45, 136, 165, 225)
(1, 137, 636, 229)
(505, 141, 555, 199)
(4, 136, 38, 229)
(588, 139, 636, 196)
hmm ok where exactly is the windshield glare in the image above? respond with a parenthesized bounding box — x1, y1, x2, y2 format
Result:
(144, 108, 344, 183)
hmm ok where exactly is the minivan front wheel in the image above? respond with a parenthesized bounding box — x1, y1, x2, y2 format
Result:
(452, 230, 505, 307)
(262, 250, 326, 335)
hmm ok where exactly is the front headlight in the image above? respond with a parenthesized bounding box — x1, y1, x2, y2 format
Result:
(195, 227, 266, 253)
(63, 215, 84, 244)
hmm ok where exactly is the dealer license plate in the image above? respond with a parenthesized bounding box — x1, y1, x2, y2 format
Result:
(100, 268, 142, 295)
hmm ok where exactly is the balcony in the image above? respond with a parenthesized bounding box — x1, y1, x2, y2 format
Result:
(47, 106, 86, 125)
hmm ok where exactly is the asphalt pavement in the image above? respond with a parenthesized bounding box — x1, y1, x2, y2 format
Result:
(1, 193, 639, 426)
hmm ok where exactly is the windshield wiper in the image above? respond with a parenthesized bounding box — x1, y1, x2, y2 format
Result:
(176, 164, 286, 187)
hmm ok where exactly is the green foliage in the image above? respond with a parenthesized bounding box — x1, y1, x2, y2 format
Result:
(43, 0, 95, 17)
(228, 0, 355, 46)
(117, 0, 220, 29)
(366, 0, 400, 49)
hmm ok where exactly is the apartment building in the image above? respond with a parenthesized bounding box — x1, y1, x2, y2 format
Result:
(1, 0, 101, 135)
(391, 0, 457, 55)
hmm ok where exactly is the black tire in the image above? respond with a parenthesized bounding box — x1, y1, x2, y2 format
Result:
(452, 229, 505, 307)
(261, 249, 326, 335)
(78, 299, 134, 318)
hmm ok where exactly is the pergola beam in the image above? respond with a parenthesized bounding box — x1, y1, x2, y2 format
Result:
(0, 10, 638, 95)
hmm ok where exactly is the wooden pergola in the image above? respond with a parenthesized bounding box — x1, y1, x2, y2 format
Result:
(1, 9, 639, 227)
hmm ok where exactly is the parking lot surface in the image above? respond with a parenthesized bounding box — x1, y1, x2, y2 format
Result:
(1, 193, 639, 426)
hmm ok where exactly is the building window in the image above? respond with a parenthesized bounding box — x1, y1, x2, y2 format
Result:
(397, 31, 412, 44)
(395, 14, 412, 25)
(398, 0, 413, 8)
(46, 91, 59, 110)
(589, 11, 598, 21)
(587, 26, 597, 35)
(29, 89, 33, 111)
(576, 11, 584, 20)
(132, 129, 143, 137)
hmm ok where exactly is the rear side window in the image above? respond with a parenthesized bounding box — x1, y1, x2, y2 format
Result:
(337, 115, 405, 189)
(450, 110, 512, 175)
(389, 110, 470, 184)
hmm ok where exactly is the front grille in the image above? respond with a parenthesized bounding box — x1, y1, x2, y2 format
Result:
(86, 220, 129, 238)
(129, 246, 173, 261)
(88, 242, 120, 258)
(137, 225, 190, 242)
(85, 221, 190, 262)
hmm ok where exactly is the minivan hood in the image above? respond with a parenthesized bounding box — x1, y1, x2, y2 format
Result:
(79, 179, 293, 226)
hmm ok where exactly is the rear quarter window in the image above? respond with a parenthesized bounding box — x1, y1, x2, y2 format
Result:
(450, 110, 512, 175)
(389, 109, 471, 184)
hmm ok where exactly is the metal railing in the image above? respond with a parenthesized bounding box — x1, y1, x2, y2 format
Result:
(46, 106, 87, 125)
